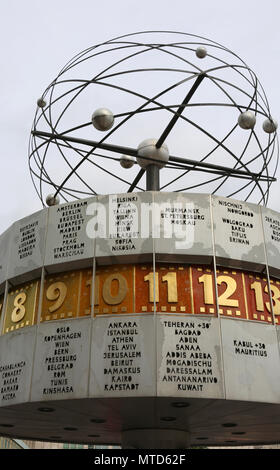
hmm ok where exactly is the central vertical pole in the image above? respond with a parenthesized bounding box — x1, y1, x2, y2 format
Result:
(146, 164, 160, 191)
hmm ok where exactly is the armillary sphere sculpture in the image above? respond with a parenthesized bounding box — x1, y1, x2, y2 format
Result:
(2, 31, 277, 448)
(29, 30, 278, 207)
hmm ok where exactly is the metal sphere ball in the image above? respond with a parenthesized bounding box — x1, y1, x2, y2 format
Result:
(238, 111, 256, 130)
(196, 46, 207, 58)
(120, 155, 135, 169)
(137, 139, 169, 169)
(46, 194, 60, 206)
(92, 108, 114, 131)
(37, 98, 46, 108)
(263, 118, 278, 134)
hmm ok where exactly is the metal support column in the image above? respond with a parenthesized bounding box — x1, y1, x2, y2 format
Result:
(146, 164, 160, 191)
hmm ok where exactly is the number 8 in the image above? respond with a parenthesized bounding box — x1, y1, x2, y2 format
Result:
(11, 292, 27, 323)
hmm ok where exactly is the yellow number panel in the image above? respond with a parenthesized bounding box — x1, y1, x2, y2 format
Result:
(0, 294, 4, 324)
(3, 280, 39, 333)
(41, 271, 80, 322)
(94, 265, 134, 315)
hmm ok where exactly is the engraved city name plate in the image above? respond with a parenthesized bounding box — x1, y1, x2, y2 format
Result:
(31, 318, 91, 402)
(157, 315, 224, 398)
(261, 207, 280, 277)
(44, 197, 95, 271)
(154, 192, 213, 263)
(0, 326, 36, 406)
(95, 192, 154, 264)
(0, 227, 12, 287)
(8, 209, 48, 282)
(90, 315, 156, 397)
(211, 195, 266, 271)
(221, 318, 280, 403)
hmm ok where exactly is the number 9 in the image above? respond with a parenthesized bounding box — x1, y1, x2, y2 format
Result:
(46, 282, 67, 313)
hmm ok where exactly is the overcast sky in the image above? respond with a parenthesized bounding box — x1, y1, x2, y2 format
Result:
(0, 0, 279, 233)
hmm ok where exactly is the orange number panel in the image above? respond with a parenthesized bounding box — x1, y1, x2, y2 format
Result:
(79, 268, 93, 317)
(135, 264, 154, 313)
(270, 278, 280, 323)
(191, 266, 217, 315)
(135, 264, 192, 314)
(244, 273, 273, 323)
(94, 264, 134, 315)
(216, 269, 247, 319)
(3, 280, 39, 333)
(156, 264, 192, 314)
(41, 271, 80, 322)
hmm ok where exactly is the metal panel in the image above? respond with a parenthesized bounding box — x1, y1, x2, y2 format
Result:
(8, 209, 48, 282)
(0, 326, 36, 406)
(0, 227, 12, 287)
(212, 195, 266, 271)
(95, 192, 154, 264)
(275, 326, 280, 357)
(44, 198, 95, 271)
(90, 315, 156, 397)
(157, 315, 224, 398)
(30, 318, 91, 402)
(154, 192, 213, 263)
(261, 207, 280, 277)
(221, 318, 280, 403)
